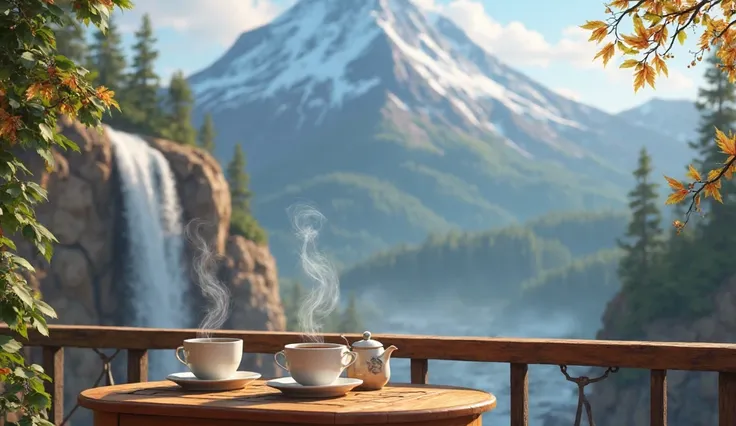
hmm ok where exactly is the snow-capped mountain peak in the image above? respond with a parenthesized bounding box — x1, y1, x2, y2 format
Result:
(189, 0, 580, 132)
(188, 0, 690, 180)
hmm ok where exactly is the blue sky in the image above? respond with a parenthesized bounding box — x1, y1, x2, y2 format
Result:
(109, 0, 704, 113)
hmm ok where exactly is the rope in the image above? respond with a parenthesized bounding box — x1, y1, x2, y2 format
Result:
(559, 365, 619, 426)
(59, 349, 120, 426)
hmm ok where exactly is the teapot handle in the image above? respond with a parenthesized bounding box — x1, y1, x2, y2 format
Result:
(340, 334, 351, 349)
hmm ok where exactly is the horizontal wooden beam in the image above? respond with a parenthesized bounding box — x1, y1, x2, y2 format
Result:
(4, 325, 736, 372)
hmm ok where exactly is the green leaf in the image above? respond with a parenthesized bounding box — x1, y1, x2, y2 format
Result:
(0, 236, 17, 251)
(35, 148, 54, 170)
(677, 30, 687, 45)
(24, 391, 50, 411)
(11, 282, 35, 308)
(11, 254, 35, 272)
(34, 300, 56, 319)
(28, 364, 45, 374)
(21, 224, 36, 241)
(0, 301, 19, 326)
(13, 366, 29, 379)
(19, 51, 37, 68)
(32, 317, 49, 337)
(38, 123, 54, 142)
(25, 182, 47, 202)
(0, 336, 22, 353)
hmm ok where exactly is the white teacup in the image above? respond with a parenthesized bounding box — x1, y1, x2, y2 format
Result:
(274, 343, 358, 386)
(175, 337, 243, 380)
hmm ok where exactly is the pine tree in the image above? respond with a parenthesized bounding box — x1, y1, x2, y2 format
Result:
(617, 147, 663, 293)
(691, 48, 736, 213)
(52, 0, 87, 64)
(198, 113, 216, 153)
(338, 294, 362, 333)
(164, 71, 196, 145)
(227, 144, 252, 214)
(227, 144, 267, 243)
(283, 280, 303, 332)
(88, 17, 126, 94)
(128, 13, 161, 131)
(690, 49, 736, 168)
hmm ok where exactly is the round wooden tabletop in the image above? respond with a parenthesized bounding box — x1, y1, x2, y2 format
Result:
(79, 380, 496, 425)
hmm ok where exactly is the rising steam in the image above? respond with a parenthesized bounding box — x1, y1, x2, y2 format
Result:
(288, 204, 340, 343)
(185, 220, 232, 339)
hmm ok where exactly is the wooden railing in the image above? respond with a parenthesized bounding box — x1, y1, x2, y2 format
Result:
(3, 325, 736, 426)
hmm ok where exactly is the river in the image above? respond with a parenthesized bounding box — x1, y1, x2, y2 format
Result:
(367, 300, 601, 424)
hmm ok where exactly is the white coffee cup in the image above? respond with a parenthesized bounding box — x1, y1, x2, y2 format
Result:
(274, 343, 358, 386)
(175, 337, 243, 380)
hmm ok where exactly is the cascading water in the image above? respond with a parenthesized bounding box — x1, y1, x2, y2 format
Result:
(106, 126, 189, 379)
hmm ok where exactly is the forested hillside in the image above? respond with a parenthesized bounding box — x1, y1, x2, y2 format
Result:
(339, 211, 628, 312)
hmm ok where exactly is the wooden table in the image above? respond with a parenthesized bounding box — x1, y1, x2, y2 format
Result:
(79, 380, 496, 426)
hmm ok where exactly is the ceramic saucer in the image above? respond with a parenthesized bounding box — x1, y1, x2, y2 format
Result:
(166, 371, 261, 392)
(266, 377, 363, 398)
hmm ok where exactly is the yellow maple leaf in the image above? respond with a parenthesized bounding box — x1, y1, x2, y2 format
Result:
(0, 113, 22, 143)
(705, 182, 724, 203)
(609, 0, 630, 10)
(664, 175, 685, 191)
(589, 27, 608, 43)
(620, 59, 639, 69)
(59, 102, 76, 117)
(594, 43, 616, 66)
(685, 164, 702, 182)
(580, 20, 607, 30)
(707, 168, 723, 185)
(665, 189, 689, 205)
(62, 76, 78, 91)
(652, 54, 669, 77)
(633, 63, 656, 92)
(95, 86, 117, 109)
(25, 83, 43, 101)
(725, 162, 736, 179)
(715, 127, 736, 156)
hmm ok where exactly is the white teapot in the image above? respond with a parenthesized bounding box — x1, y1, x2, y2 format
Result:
(342, 331, 398, 391)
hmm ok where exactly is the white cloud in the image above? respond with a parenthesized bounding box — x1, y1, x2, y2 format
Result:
(415, 0, 592, 67)
(413, 0, 695, 105)
(115, 0, 294, 46)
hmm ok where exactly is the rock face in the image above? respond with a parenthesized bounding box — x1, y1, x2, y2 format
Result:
(18, 119, 285, 425)
(579, 276, 736, 426)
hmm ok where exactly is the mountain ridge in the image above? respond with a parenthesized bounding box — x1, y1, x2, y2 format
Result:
(186, 0, 693, 273)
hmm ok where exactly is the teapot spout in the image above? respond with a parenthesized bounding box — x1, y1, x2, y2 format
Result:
(380, 345, 398, 362)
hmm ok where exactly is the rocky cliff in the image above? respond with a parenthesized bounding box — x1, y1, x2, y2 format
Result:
(17, 118, 285, 424)
(580, 276, 736, 426)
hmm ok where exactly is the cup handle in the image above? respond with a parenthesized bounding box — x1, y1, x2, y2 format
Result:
(274, 351, 289, 372)
(175, 346, 188, 366)
(341, 351, 358, 368)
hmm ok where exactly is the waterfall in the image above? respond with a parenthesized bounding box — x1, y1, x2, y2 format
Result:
(106, 126, 189, 379)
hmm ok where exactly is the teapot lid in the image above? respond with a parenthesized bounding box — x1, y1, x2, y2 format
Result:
(352, 331, 383, 349)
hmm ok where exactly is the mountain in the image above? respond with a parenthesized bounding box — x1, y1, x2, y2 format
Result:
(187, 0, 691, 273)
(617, 97, 698, 147)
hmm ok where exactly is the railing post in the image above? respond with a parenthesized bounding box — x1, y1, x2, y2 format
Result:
(410, 358, 428, 384)
(719, 372, 736, 426)
(510, 363, 529, 426)
(42, 346, 63, 426)
(127, 349, 148, 383)
(650, 369, 667, 426)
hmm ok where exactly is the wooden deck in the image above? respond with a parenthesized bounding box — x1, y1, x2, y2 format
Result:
(3, 325, 736, 426)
